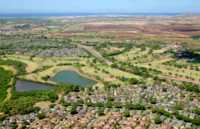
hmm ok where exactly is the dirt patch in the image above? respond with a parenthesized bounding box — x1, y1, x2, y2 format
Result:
(84, 24, 137, 31)
(34, 101, 52, 110)
(48, 32, 82, 38)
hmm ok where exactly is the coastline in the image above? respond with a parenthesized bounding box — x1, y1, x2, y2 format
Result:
(0, 12, 195, 19)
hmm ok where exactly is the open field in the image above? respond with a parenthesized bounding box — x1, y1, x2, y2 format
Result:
(0, 16, 200, 129)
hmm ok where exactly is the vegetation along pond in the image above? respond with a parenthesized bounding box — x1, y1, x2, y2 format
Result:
(52, 70, 96, 87)
(15, 80, 53, 92)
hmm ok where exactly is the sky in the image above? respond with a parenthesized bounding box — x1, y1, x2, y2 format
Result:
(0, 0, 199, 14)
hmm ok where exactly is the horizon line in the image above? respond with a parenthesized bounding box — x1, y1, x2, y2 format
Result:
(0, 12, 200, 18)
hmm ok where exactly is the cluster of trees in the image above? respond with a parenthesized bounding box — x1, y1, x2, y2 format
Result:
(164, 61, 200, 71)
(164, 61, 189, 69)
(136, 41, 164, 50)
(193, 108, 200, 115)
(103, 43, 133, 57)
(152, 107, 200, 126)
(152, 107, 172, 118)
(0, 82, 88, 119)
(103, 83, 120, 91)
(104, 49, 128, 57)
(33, 66, 52, 72)
(111, 61, 162, 79)
(116, 76, 143, 85)
(149, 96, 157, 104)
(96, 107, 105, 116)
(62, 98, 147, 116)
(0, 59, 26, 75)
(124, 102, 146, 110)
(0, 90, 58, 115)
(0, 68, 12, 102)
(58, 84, 84, 95)
(191, 35, 200, 40)
(0, 82, 90, 122)
(182, 82, 200, 93)
(0, 97, 40, 115)
(175, 112, 200, 126)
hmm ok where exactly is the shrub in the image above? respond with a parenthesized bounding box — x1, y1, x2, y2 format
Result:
(175, 112, 200, 125)
(182, 83, 200, 93)
(113, 102, 123, 108)
(10, 122, 18, 129)
(60, 84, 82, 94)
(42, 76, 50, 81)
(123, 109, 130, 117)
(193, 108, 200, 115)
(96, 107, 105, 116)
(95, 102, 104, 107)
(154, 115, 162, 124)
(173, 102, 183, 110)
(38, 112, 46, 119)
(125, 102, 146, 110)
(69, 104, 78, 115)
(152, 108, 172, 118)
(105, 101, 113, 108)
(0, 114, 7, 122)
(104, 83, 120, 91)
(149, 96, 157, 104)
(128, 78, 139, 84)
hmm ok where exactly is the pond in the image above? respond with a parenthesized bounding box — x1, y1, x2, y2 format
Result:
(52, 70, 96, 87)
(15, 80, 53, 92)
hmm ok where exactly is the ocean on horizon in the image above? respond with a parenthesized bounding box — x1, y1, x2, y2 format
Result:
(0, 12, 185, 18)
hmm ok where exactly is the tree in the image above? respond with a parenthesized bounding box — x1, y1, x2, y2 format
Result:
(154, 115, 162, 124)
(128, 78, 139, 84)
(38, 112, 46, 119)
(96, 107, 105, 116)
(123, 109, 130, 117)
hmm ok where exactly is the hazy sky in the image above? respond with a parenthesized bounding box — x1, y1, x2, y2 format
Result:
(0, 0, 199, 13)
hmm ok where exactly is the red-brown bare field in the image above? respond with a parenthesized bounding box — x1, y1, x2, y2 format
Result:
(45, 16, 200, 43)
